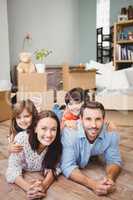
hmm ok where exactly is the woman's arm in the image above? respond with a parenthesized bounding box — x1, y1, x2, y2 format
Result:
(15, 175, 31, 191)
(15, 176, 46, 199)
(42, 169, 55, 192)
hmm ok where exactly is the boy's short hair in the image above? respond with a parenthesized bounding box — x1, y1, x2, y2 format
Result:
(65, 88, 84, 105)
(80, 101, 105, 118)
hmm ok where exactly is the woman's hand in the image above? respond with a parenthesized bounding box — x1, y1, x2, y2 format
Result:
(8, 142, 23, 153)
(27, 179, 46, 200)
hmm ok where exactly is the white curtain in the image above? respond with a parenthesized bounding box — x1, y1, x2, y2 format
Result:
(96, 0, 110, 34)
(0, 0, 10, 85)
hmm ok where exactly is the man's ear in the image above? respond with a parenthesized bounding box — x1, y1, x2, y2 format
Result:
(80, 115, 82, 121)
(103, 117, 106, 123)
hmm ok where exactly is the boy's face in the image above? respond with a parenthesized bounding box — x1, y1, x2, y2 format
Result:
(67, 100, 83, 116)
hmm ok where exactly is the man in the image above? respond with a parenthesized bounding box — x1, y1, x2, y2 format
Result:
(61, 101, 122, 196)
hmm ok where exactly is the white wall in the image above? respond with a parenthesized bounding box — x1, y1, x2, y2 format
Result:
(79, 0, 96, 63)
(7, 0, 80, 67)
(0, 0, 10, 81)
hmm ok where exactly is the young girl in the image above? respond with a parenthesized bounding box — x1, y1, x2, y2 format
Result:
(8, 99, 38, 153)
(6, 110, 62, 199)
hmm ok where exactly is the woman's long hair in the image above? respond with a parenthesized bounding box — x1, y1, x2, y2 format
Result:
(9, 99, 38, 141)
(28, 110, 62, 176)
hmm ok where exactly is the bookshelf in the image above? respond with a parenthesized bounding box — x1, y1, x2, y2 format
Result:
(113, 19, 133, 70)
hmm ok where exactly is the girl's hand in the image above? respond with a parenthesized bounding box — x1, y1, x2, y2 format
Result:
(8, 142, 23, 153)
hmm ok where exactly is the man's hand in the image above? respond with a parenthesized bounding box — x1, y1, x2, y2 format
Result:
(27, 179, 46, 200)
(93, 177, 116, 196)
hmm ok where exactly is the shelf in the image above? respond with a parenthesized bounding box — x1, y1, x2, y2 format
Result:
(113, 19, 133, 70)
(116, 19, 133, 27)
(115, 60, 133, 63)
(117, 40, 133, 44)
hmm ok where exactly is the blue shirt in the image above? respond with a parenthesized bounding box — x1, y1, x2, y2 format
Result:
(61, 121, 122, 178)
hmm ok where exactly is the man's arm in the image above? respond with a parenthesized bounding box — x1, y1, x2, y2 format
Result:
(70, 168, 96, 190)
(69, 168, 114, 196)
(106, 164, 121, 182)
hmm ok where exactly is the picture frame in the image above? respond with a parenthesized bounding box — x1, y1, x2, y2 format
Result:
(118, 14, 128, 22)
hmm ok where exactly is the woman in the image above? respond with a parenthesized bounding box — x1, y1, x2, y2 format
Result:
(6, 110, 62, 199)
(8, 99, 38, 153)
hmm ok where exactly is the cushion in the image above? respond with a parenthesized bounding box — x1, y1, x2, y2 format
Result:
(125, 67, 133, 86)
(107, 69, 130, 90)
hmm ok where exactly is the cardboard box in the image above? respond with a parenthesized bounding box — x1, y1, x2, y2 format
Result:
(18, 72, 47, 92)
(62, 64, 96, 91)
(56, 90, 66, 106)
(17, 90, 54, 111)
(0, 91, 11, 121)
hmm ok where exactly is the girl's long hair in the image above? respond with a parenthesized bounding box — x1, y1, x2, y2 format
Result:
(10, 99, 38, 140)
(28, 110, 62, 176)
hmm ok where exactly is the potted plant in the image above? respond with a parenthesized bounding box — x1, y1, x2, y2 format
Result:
(34, 48, 52, 73)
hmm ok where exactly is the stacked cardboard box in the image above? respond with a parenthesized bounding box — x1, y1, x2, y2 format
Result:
(0, 91, 11, 121)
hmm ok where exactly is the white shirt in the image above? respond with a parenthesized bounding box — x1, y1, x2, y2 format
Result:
(6, 131, 47, 183)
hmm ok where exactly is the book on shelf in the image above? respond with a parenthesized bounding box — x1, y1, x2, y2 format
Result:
(115, 44, 133, 60)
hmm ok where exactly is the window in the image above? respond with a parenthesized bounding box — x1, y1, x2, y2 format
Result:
(96, 0, 110, 34)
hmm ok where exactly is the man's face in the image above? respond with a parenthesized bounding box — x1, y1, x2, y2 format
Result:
(81, 108, 105, 142)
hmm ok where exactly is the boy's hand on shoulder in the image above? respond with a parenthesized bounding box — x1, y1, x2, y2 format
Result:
(105, 120, 117, 132)
(64, 120, 77, 129)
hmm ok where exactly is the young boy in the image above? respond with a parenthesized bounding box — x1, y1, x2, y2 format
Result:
(53, 87, 116, 131)
(61, 87, 86, 128)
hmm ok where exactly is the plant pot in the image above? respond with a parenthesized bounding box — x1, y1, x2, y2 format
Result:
(35, 63, 45, 73)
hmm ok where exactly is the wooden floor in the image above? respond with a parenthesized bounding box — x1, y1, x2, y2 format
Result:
(0, 118, 133, 200)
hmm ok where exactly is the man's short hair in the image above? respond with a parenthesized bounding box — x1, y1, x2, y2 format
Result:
(80, 101, 105, 118)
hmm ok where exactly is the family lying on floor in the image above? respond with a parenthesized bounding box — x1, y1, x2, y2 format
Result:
(6, 87, 122, 199)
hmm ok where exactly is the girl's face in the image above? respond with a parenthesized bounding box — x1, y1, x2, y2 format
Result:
(68, 100, 83, 116)
(16, 108, 32, 130)
(35, 117, 57, 149)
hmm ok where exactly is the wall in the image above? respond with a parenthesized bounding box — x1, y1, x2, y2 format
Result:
(79, 0, 96, 63)
(110, 0, 133, 25)
(0, 0, 10, 81)
(7, 0, 80, 67)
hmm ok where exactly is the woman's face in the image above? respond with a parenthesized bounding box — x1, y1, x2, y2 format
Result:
(16, 108, 32, 130)
(35, 117, 57, 148)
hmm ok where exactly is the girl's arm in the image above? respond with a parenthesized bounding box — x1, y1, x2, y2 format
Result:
(8, 142, 23, 154)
